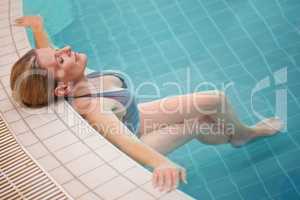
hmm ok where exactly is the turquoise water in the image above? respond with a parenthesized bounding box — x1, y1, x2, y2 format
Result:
(24, 0, 300, 199)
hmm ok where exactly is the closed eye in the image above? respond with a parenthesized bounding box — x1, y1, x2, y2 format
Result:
(58, 56, 64, 64)
(55, 54, 64, 65)
(54, 48, 64, 65)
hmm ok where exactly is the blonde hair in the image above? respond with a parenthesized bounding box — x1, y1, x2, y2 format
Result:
(10, 49, 57, 107)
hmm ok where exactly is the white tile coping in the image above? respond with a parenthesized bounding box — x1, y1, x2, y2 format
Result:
(0, 112, 74, 200)
(0, 0, 195, 199)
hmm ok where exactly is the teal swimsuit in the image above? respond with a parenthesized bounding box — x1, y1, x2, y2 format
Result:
(65, 71, 140, 136)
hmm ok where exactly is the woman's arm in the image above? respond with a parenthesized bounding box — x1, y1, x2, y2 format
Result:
(75, 99, 187, 192)
(89, 109, 169, 167)
(14, 16, 53, 49)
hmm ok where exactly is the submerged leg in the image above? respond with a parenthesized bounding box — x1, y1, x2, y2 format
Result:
(229, 117, 283, 147)
(138, 90, 283, 152)
(207, 92, 283, 147)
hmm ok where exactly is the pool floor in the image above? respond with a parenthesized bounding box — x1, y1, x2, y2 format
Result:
(25, 0, 300, 199)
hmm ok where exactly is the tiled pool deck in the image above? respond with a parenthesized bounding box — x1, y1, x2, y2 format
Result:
(0, 115, 73, 199)
(0, 0, 194, 199)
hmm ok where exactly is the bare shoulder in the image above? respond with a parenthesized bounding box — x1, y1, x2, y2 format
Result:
(71, 97, 116, 118)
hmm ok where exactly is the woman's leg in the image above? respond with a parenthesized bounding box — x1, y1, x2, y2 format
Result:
(138, 117, 230, 155)
(211, 91, 283, 147)
(137, 90, 282, 153)
(138, 90, 226, 135)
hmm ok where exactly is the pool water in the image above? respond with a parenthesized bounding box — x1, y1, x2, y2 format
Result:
(24, 0, 300, 199)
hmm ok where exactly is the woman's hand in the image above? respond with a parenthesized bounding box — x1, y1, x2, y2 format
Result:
(152, 161, 187, 192)
(14, 16, 44, 31)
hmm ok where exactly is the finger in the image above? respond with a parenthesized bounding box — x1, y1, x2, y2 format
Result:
(152, 171, 159, 188)
(15, 17, 24, 22)
(15, 18, 25, 23)
(14, 19, 24, 26)
(171, 170, 179, 190)
(14, 20, 22, 24)
(164, 170, 172, 192)
(158, 170, 165, 191)
(180, 168, 187, 184)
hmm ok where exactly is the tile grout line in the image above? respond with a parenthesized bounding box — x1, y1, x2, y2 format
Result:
(248, 0, 296, 67)
(0, 1, 74, 199)
(7, 0, 19, 58)
(147, 1, 218, 199)
(110, 0, 155, 82)
(223, 0, 300, 197)
(53, 102, 163, 200)
(127, 1, 183, 85)
(0, 81, 102, 199)
(175, 1, 250, 199)
(274, 0, 300, 33)
(191, 2, 276, 198)
(4, 3, 105, 195)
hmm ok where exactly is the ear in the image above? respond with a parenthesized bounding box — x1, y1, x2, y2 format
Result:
(54, 83, 71, 97)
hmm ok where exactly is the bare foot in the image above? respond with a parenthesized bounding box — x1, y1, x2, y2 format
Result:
(254, 117, 284, 136)
(230, 117, 283, 148)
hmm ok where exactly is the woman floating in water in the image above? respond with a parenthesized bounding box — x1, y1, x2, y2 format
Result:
(11, 16, 283, 192)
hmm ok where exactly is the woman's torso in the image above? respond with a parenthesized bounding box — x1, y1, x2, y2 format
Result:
(66, 71, 140, 135)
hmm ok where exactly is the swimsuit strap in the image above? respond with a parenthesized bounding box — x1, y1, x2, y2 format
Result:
(68, 93, 102, 99)
(68, 89, 127, 99)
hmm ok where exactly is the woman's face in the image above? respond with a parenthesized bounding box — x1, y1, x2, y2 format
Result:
(35, 46, 87, 82)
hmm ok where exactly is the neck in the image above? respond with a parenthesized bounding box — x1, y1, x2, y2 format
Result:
(69, 74, 91, 97)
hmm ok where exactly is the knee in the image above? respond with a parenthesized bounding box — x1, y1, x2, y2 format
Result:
(216, 91, 228, 106)
(193, 90, 227, 114)
(208, 90, 229, 114)
(204, 90, 227, 107)
(217, 90, 226, 99)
